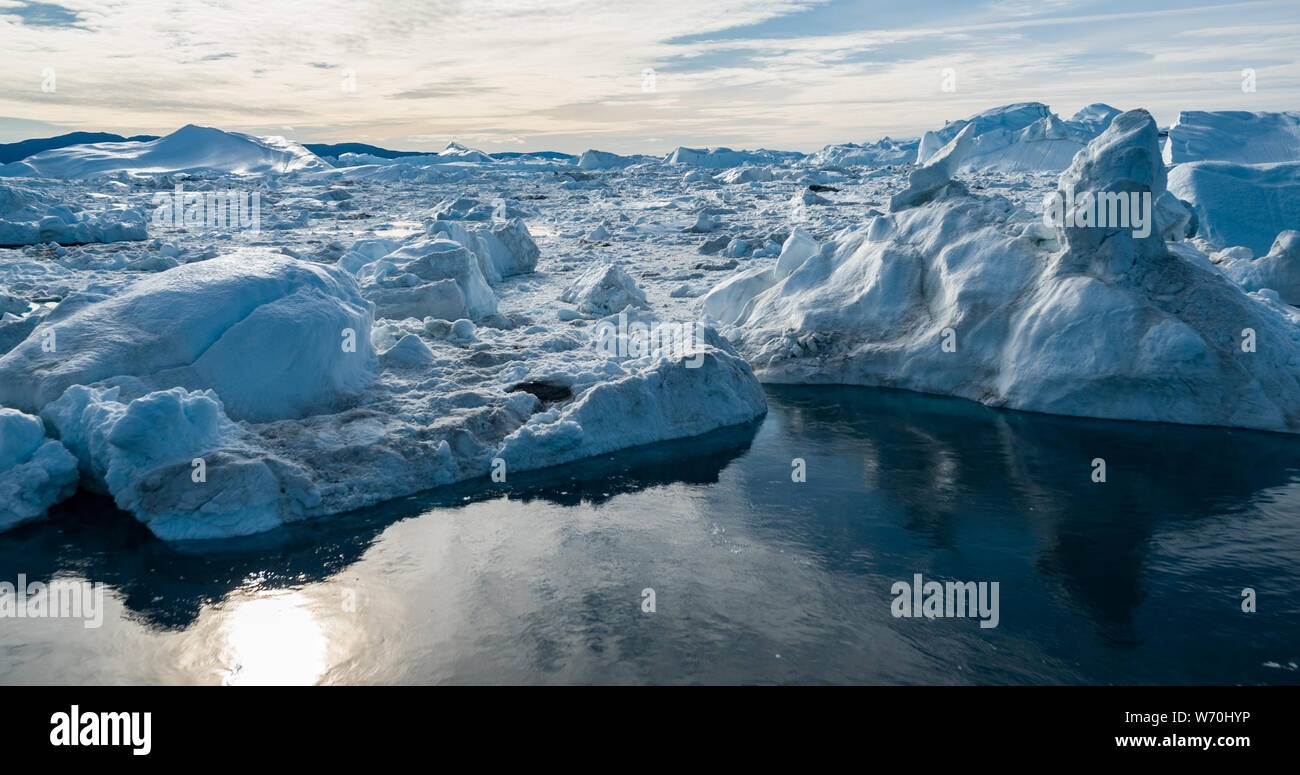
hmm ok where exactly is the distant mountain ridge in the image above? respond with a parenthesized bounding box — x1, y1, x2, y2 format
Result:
(303, 142, 433, 159)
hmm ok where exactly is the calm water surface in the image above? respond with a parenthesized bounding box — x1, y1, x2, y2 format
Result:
(2, 385, 1298, 684)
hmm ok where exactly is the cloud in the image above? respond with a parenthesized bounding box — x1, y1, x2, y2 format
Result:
(0, 0, 85, 29)
(0, 0, 1294, 152)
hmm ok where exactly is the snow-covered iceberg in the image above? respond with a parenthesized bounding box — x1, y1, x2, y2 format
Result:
(806, 137, 918, 168)
(666, 146, 799, 168)
(427, 217, 540, 284)
(496, 330, 766, 471)
(356, 237, 499, 321)
(22, 308, 764, 540)
(916, 102, 1120, 172)
(578, 149, 635, 170)
(1164, 110, 1300, 165)
(43, 385, 322, 539)
(560, 263, 648, 316)
(0, 125, 327, 178)
(0, 252, 376, 422)
(0, 236, 763, 540)
(1167, 160, 1300, 256)
(333, 141, 496, 167)
(712, 109, 1300, 433)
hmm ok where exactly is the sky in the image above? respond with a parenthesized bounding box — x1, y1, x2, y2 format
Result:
(0, 0, 1296, 154)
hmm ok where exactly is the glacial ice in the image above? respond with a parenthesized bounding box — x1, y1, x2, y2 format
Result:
(915, 102, 1120, 173)
(1220, 231, 1300, 305)
(428, 217, 541, 284)
(0, 408, 79, 529)
(0, 253, 377, 422)
(42, 385, 322, 539)
(0, 181, 147, 246)
(0, 125, 327, 178)
(713, 110, 1300, 432)
(1, 98, 1297, 541)
(357, 237, 498, 321)
(1164, 111, 1300, 165)
(578, 150, 635, 170)
(1167, 160, 1300, 256)
(560, 263, 649, 316)
(806, 137, 918, 168)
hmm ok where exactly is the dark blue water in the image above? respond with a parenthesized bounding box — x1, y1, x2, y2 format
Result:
(2, 385, 1298, 684)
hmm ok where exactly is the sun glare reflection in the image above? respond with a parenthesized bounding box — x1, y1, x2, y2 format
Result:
(220, 592, 328, 686)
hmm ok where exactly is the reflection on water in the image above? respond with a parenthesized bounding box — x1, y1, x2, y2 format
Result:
(219, 592, 327, 686)
(1, 385, 1298, 684)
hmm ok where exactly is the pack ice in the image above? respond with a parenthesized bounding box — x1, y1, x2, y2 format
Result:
(2, 103, 1296, 539)
(1, 181, 147, 246)
(0, 128, 765, 538)
(709, 110, 1300, 432)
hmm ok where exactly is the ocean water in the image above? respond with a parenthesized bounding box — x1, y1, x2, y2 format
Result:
(1, 385, 1298, 685)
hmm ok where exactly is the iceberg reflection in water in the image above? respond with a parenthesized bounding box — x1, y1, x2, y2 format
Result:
(1, 385, 1297, 684)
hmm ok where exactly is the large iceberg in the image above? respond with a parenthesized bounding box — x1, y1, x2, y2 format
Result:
(0, 236, 764, 540)
(1164, 111, 1300, 165)
(1167, 160, 1300, 256)
(666, 146, 799, 168)
(42, 385, 321, 539)
(916, 102, 1120, 172)
(806, 137, 918, 168)
(578, 149, 636, 170)
(0, 253, 377, 422)
(333, 141, 497, 167)
(427, 217, 540, 284)
(711, 109, 1300, 433)
(24, 313, 764, 540)
(0, 125, 327, 178)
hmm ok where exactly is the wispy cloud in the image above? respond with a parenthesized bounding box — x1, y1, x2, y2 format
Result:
(0, 0, 1294, 152)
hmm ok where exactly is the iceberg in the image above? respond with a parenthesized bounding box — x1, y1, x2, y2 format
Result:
(356, 237, 498, 321)
(0, 252, 376, 422)
(43, 385, 322, 539)
(0, 408, 79, 530)
(578, 149, 635, 170)
(1164, 111, 1300, 164)
(806, 137, 918, 168)
(427, 217, 540, 284)
(916, 102, 1120, 172)
(666, 146, 798, 168)
(560, 263, 649, 316)
(1166, 160, 1300, 256)
(1220, 231, 1300, 304)
(0, 125, 327, 178)
(712, 109, 1300, 433)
